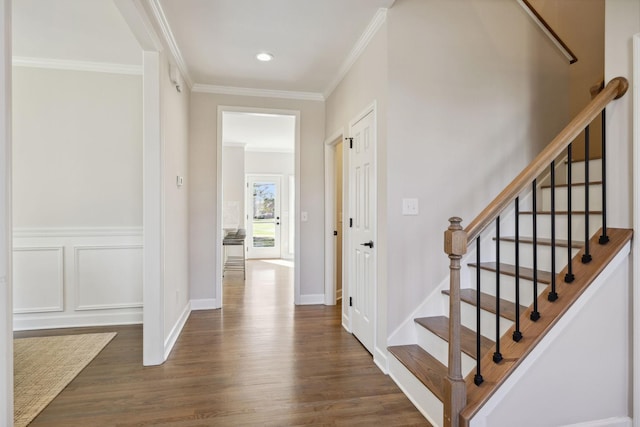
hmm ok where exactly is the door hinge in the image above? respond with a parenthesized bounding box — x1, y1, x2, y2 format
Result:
(333, 230, 338, 236)
(349, 218, 353, 228)
(346, 137, 353, 149)
(349, 297, 353, 307)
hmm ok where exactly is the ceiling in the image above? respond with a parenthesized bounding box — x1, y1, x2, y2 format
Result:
(12, 0, 396, 150)
(222, 112, 296, 153)
(157, 0, 395, 94)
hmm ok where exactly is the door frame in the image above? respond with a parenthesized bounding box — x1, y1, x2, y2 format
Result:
(216, 106, 300, 306)
(246, 174, 282, 259)
(346, 102, 377, 353)
(323, 129, 344, 308)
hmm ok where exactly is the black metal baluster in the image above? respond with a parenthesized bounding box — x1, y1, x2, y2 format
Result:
(513, 198, 522, 342)
(530, 180, 541, 321)
(474, 237, 483, 386)
(600, 108, 609, 245)
(565, 144, 575, 283)
(582, 126, 592, 263)
(493, 217, 503, 363)
(548, 161, 558, 302)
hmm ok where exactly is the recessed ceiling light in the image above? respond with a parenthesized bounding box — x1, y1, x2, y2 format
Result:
(256, 52, 274, 62)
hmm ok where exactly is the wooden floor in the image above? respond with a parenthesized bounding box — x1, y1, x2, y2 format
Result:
(16, 259, 430, 426)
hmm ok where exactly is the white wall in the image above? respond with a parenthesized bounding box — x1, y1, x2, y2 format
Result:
(245, 150, 294, 257)
(385, 0, 570, 334)
(12, 67, 142, 227)
(324, 19, 388, 364)
(189, 92, 324, 304)
(0, 0, 12, 423)
(160, 55, 190, 355)
(605, 0, 639, 230)
(222, 146, 245, 230)
(11, 66, 144, 329)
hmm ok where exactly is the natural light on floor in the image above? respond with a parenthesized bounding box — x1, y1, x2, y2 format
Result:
(262, 259, 294, 268)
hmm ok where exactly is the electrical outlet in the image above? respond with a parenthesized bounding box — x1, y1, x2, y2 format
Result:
(402, 198, 419, 215)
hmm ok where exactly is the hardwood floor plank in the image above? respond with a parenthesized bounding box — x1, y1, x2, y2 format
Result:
(17, 260, 429, 426)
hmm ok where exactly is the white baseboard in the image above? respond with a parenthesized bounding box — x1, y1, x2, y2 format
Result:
(374, 346, 388, 374)
(298, 294, 324, 305)
(164, 302, 191, 360)
(562, 417, 632, 427)
(190, 298, 219, 310)
(13, 310, 142, 331)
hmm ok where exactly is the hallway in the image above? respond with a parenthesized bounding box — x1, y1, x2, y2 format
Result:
(16, 260, 429, 426)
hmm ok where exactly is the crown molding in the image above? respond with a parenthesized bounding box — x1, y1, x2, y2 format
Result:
(323, 8, 388, 99)
(192, 83, 324, 102)
(12, 57, 143, 75)
(148, 0, 194, 88)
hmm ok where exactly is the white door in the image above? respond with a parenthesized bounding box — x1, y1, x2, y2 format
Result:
(247, 175, 281, 259)
(349, 108, 376, 354)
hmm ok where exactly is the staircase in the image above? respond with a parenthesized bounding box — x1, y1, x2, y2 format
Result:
(387, 78, 632, 427)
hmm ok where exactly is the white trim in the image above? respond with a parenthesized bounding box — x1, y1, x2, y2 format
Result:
(0, 2, 12, 424)
(193, 84, 324, 102)
(13, 226, 142, 238)
(142, 51, 165, 366)
(148, 0, 193, 88)
(190, 298, 218, 310)
(632, 32, 640, 427)
(516, 0, 576, 64)
(324, 129, 345, 306)
(163, 301, 191, 360)
(113, 0, 163, 52)
(13, 310, 142, 331)
(216, 106, 301, 307)
(561, 417, 632, 427)
(12, 246, 64, 314)
(73, 245, 143, 311)
(11, 56, 143, 75)
(374, 347, 388, 374)
(323, 8, 387, 98)
(298, 294, 324, 305)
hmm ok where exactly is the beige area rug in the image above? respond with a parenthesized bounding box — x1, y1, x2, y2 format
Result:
(14, 332, 117, 427)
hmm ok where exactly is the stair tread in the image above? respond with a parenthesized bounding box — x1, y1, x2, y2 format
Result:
(443, 289, 526, 322)
(415, 315, 494, 360)
(468, 262, 552, 284)
(388, 344, 446, 402)
(497, 236, 583, 248)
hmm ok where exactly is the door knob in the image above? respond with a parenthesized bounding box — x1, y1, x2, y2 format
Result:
(360, 240, 374, 248)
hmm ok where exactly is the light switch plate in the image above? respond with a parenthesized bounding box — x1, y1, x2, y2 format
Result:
(402, 198, 419, 215)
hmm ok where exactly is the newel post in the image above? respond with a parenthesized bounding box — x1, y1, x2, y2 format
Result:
(444, 217, 467, 427)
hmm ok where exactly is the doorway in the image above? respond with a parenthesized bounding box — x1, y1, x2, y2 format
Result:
(246, 175, 282, 259)
(217, 107, 299, 307)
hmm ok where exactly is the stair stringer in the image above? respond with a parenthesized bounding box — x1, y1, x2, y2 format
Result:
(468, 241, 632, 427)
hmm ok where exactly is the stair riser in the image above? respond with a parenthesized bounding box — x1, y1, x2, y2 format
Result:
(460, 301, 513, 340)
(519, 214, 601, 241)
(540, 184, 602, 211)
(415, 326, 476, 378)
(498, 240, 579, 272)
(568, 158, 602, 183)
(469, 268, 548, 307)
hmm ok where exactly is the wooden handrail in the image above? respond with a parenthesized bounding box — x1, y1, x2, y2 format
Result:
(518, 0, 578, 64)
(464, 77, 628, 244)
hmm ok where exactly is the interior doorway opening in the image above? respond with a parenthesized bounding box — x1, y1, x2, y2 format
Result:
(217, 107, 299, 307)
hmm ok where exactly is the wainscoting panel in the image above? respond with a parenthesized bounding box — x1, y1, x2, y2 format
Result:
(13, 227, 143, 330)
(13, 246, 64, 314)
(74, 245, 143, 310)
